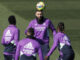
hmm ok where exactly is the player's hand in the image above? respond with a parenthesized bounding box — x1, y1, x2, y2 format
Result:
(45, 56, 48, 60)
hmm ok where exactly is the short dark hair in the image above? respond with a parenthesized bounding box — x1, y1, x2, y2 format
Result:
(27, 28, 34, 36)
(8, 15, 16, 25)
(58, 22, 64, 32)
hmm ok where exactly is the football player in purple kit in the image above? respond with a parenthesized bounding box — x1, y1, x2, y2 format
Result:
(45, 22, 75, 60)
(1, 15, 20, 60)
(15, 28, 43, 60)
(25, 10, 56, 60)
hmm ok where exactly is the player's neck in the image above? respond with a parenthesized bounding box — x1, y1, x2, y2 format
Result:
(27, 35, 34, 39)
(58, 30, 64, 33)
(36, 16, 45, 24)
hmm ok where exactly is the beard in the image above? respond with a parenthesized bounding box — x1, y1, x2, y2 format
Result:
(36, 16, 45, 24)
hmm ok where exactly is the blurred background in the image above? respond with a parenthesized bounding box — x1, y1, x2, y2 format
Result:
(0, 0, 80, 60)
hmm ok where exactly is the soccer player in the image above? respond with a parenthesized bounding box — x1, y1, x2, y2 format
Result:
(45, 22, 75, 60)
(25, 10, 56, 60)
(15, 28, 43, 60)
(1, 15, 20, 60)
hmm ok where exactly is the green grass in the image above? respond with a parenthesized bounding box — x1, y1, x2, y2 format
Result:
(0, 0, 80, 60)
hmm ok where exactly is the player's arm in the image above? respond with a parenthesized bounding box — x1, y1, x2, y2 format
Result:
(13, 29, 20, 46)
(1, 31, 7, 46)
(45, 35, 59, 60)
(38, 46, 44, 60)
(15, 42, 21, 60)
(49, 20, 56, 36)
(25, 21, 33, 34)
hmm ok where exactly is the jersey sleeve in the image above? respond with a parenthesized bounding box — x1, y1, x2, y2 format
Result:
(25, 21, 33, 34)
(15, 42, 21, 60)
(14, 29, 20, 46)
(47, 35, 59, 56)
(38, 45, 44, 60)
(49, 20, 56, 37)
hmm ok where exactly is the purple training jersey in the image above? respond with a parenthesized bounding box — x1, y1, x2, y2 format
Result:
(1, 25, 20, 55)
(15, 37, 43, 60)
(47, 32, 71, 56)
(25, 18, 56, 44)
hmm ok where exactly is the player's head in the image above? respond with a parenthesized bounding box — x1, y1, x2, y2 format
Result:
(26, 28, 34, 36)
(35, 10, 43, 19)
(8, 15, 16, 25)
(35, 10, 45, 24)
(57, 22, 65, 32)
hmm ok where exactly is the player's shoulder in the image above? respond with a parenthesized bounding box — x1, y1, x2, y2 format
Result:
(9, 25, 19, 31)
(15, 27, 20, 32)
(30, 19, 36, 23)
(13, 25, 19, 30)
(18, 38, 27, 45)
(63, 34, 69, 39)
(56, 32, 66, 38)
(34, 41, 41, 48)
(55, 32, 62, 38)
(12, 26, 20, 32)
(34, 40, 40, 45)
(32, 38, 40, 46)
(45, 18, 52, 23)
(3, 27, 8, 32)
(3, 26, 10, 33)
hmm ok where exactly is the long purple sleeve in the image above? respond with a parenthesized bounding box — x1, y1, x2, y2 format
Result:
(49, 20, 56, 37)
(47, 35, 59, 56)
(15, 43, 21, 60)
(14, 29, 20, 45)
(38, 47, 43, 60)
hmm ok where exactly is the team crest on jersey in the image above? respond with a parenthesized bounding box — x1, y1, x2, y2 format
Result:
(22, 42, 34, 55)
(24, 42, 34, 49)
(35, 23, 46, 26)
(5, 30, 12, 42)
(5, 30, 12, 36)
(35, 27, 46, 31)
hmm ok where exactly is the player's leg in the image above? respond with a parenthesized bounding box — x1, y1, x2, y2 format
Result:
(41, 44, 50, 60)
(12, 54, 16, 60)
(4, 55, 13, 60)
(58, 55, 63, 60)
(20, 54, 36, 60)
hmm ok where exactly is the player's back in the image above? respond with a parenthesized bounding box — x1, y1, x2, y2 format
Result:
(55, 32, 74, 55)
(2, 25, 18, 44)
(1, 25, 19, 55)
(18, 37, 41, 57)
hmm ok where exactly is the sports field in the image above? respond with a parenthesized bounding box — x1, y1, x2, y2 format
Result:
(0, 0, 80, 60)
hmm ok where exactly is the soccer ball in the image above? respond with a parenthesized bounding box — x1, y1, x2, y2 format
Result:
(36, 1, 45, 11)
